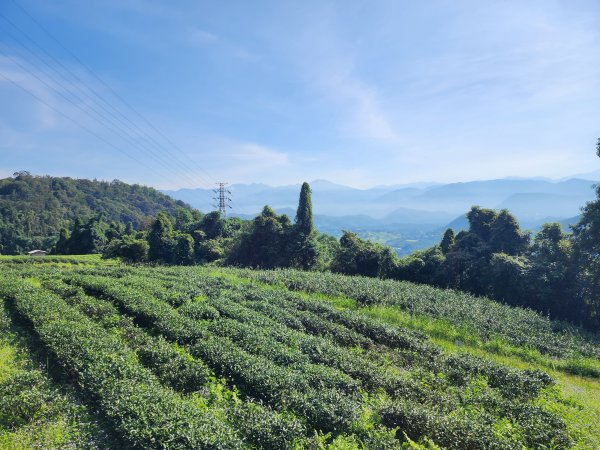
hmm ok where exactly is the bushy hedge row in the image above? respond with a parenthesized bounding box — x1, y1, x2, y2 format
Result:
(206, 316, 359, 393)
(42, 278, 214, 394)
(116, 269, 561, 409)
(0, 298, 110, 449)
(44, 278, 308, 449)
(225, 281, 437, 357)
(1, 264, 578, 449)
(145, 269, 432, 355)
(69, 274, 364, 434)
(115, 269, 570, 444)
(116, 270, 429, 394)
(233, 268, 600, 359)
(187, 293, 401, 392)
(0, 277, 244, 449)
(381, 395, 571, 450)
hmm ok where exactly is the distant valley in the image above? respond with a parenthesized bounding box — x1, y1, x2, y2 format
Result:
(164, 175, 597, 255)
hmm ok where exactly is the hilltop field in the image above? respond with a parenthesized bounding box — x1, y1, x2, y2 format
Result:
(0, 255, 599, 449)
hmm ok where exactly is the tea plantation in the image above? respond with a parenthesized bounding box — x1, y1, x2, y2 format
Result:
(0, 256, 598, 449)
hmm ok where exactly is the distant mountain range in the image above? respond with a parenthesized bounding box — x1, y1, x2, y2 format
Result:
(163, 174, 597, 255)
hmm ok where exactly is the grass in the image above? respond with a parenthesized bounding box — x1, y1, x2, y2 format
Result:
(0, 299, 109, 448)
(360, 305, 600, 378)
(0, 254, 119, 266)
(320, 298, 600, 449)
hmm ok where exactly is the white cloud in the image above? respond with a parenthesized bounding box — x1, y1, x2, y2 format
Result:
(186, 26, 258, 61)
(0, 53, 113, 133)
(215, 142, 291, 184)
(0, 55, 61, 130)
(288, 8, 398, 142)
(230, 143, 290, 166)
(188, 27, 218, 45)
(317, 69, 396, 141)
(153, 137, 292, 189)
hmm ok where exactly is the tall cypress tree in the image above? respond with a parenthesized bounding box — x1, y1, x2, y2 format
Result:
(292, 182, 318, 269)
(295, 182, 314, 235)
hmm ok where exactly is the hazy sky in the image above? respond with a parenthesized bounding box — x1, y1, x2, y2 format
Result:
(1, 0, 599, 189)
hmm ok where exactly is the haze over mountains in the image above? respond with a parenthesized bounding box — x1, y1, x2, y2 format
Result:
(164, 173, 598, 255)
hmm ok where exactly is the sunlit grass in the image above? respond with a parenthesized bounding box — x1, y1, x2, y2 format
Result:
(0, 254, 118, 266)
(355, 306, 600, 450)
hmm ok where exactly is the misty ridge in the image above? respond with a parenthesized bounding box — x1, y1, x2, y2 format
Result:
(164, 173, 598, 254)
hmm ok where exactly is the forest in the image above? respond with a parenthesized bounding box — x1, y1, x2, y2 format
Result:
(0, 171, 192, 255)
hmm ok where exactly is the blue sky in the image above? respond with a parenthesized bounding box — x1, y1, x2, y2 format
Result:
(1, 0, 599, 190)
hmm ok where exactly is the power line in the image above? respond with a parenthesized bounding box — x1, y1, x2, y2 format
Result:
(2, 7, 214, 187)
(0, 71, 174, 184)
(0, 50, 196, 190)
(9, 0, 220, 188)
(0, 14, 203, 189)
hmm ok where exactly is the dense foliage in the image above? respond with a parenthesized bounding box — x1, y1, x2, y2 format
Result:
(0, 171, 193, 255)
(104, 181, 334, 271)
(2, 260, 591, 448)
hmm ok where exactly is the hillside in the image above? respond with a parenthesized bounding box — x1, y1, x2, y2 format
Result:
(0, 172, 194, 254)
(0, 257, 598, 449)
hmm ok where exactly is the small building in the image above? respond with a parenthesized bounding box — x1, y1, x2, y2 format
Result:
(27, 250, 47, 256)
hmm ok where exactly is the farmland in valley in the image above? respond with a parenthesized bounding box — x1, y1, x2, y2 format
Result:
(0, 256, 599, 449)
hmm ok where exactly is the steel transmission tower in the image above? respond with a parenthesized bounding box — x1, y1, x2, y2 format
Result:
(212, 182, 232, 217)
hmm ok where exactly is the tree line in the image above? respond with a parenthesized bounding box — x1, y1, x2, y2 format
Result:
(50, 140, 600, 331)
(56, 182, 334, 271)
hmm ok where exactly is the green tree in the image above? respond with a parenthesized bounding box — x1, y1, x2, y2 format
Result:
(125, 222, 134, 235)
(440, 228, 455, 254)
(332, 231, 398, 278)
(314, 233, 340, 271)
(174, 208, 194, 232)
(488, 253, 529, 305)
(66, 215, 108, 254)
(527, 223, 573, 316)
(172, 233, 195, 265)
(570, 141, 600, 329)
(104, 236, 148, 262)
(295, 182, 314, 235)
(489, 209, 529, 255)
(147, 212, 174, 262)
(194, 211, 226, 240)
(105, 221, 124, 242)
(68, 217, 85, 254)
(442, 230, 489, 294)
(231, 206, 292, 268)
(398, 246, 445, 284)
(53, 228, 70, 254)
(196, 239, 225, 263)
(467, 206, 498, 242)
(291, 182, 319, 270)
